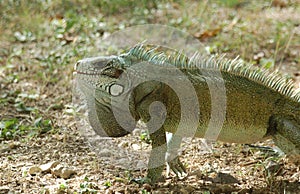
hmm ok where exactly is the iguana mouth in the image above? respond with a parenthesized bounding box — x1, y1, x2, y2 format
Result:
(73, 70, 101, 76)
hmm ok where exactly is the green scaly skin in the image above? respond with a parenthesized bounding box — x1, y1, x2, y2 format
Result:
(75, 44, 300, 184)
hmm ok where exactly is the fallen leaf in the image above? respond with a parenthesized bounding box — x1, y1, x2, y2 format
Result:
(272, 0, 288, 8)
(194, 28, 222, 40)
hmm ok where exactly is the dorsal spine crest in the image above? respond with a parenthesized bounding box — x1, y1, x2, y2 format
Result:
(126, 44, 300, 102)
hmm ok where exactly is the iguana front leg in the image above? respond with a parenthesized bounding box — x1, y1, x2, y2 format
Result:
(146, 126, 167, 183)
(133, 130, 186, 184)
(166, 133, 186, 177)
(130, 126, 167, 184)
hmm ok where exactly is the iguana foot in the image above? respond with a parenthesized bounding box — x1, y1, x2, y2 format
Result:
(245, 144, 283, 156)
(167, 156, 187, 177)
(130, 174, 165, 185)
(130, 177, 152, 184)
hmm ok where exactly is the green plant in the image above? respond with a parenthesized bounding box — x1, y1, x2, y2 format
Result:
(140, 131, 151, 144)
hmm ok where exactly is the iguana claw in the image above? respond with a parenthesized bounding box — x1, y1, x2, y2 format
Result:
(167, 156, 187, 177)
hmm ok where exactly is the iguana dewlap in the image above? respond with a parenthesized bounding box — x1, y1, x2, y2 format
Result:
(74, 44, 300, 183)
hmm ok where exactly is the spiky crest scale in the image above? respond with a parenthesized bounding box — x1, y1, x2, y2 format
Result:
(125, 44, 300, 103)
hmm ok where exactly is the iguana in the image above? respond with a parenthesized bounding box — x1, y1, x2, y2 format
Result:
(74, 44, 300, 184)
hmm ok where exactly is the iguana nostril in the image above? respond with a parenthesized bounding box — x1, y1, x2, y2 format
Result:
(74, 61, 81, 71)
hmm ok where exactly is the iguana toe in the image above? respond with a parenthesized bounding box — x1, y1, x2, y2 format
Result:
(130, 177, 152, 185)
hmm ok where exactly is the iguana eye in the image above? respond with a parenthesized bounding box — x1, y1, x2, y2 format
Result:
(102, 66, 123, 78)
(108, 84, 124, 96)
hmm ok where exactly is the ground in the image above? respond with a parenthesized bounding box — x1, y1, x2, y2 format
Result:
(0, 0, 300, 193)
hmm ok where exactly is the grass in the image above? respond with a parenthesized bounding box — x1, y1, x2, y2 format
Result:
(1, 0, 299, 145)
(1, 0, 299, 148)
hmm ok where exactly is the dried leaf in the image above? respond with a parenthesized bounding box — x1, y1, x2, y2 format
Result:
(194, 28, 222, 40)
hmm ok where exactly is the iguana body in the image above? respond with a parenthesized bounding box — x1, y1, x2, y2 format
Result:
(75, 44, 300, 183)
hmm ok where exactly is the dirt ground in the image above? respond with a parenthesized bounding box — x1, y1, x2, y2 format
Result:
(1, 129, 300, 193)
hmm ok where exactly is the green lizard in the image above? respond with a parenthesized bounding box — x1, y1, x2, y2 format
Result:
(74, 44, 300, 183)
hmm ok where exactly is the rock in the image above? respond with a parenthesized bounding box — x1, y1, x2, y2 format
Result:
(132, 144, 140, 150)
(9, 142, 21, 149)
(40, 161, 60, 173)
(213, 172, 239, 184)
(28, 166, 42, 175)
(51, 164, 76, 179)
(118, 141, 129, 148)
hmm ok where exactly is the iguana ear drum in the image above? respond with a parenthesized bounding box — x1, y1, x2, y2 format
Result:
(108, 84, 124, 96)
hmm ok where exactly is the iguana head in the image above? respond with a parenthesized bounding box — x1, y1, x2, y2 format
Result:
(74, 55, 139, 137)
